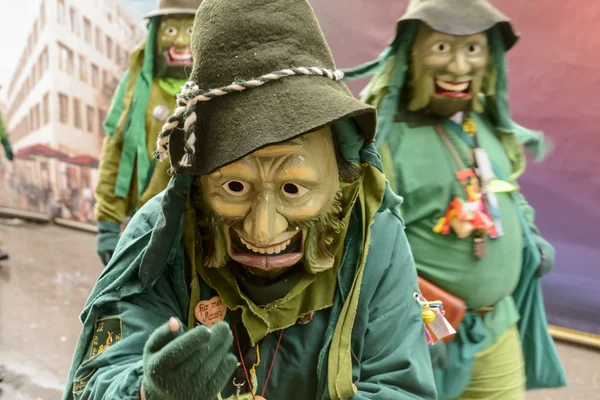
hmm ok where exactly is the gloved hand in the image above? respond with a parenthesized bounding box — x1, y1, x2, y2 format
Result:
(96, 220, 121, 266)
(141, 318, 238, 400)
(1, 138, 13, 161)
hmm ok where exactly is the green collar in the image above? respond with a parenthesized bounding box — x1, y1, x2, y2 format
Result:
(158, 77, 188, 96)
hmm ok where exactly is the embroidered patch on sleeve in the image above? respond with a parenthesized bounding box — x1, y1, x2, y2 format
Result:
(90, 317, 122, 359)
(73, 368, 96, 396)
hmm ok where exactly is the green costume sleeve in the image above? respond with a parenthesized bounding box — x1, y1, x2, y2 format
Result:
(94, 132, 134, 225)
(64, 197, 190, 400)
(351, 211, 437, 400)
(512, 190, 555, 276)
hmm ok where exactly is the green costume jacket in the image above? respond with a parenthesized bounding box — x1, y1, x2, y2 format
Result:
(94, 33, 181, 227)
(64, 143, 437, 400)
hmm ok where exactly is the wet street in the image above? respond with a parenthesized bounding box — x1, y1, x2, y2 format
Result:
(0, 220, 599, 400)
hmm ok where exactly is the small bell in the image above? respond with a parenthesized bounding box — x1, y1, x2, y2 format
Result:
(462, 117, 477, 136)
(422, 306, 436, 324)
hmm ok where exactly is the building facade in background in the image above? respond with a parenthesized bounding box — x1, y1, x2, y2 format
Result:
(0, 0, 142, 226)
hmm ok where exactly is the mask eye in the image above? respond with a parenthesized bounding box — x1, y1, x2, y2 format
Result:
(281, 183, 309, 198)
(468, 43, 482, 54)
(186, 26, 193, 36)
(431, 41, 451, 53)
(222, 180, 251, 196)
(165, 27, 177, 36)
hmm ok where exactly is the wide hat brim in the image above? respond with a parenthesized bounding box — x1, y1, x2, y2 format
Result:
(168, 75, 376, 176)
(396, 0, 519, 50)
(144, 7, 198, 19)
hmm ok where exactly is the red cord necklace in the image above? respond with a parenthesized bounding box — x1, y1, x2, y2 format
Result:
(233, 324, 284, 399)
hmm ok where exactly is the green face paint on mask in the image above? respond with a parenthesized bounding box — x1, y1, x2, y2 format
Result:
(155, 15, 195, 79)
(408, 23, 490, 117)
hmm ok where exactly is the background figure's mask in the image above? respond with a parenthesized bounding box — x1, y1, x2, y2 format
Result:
(199, 127, 342, 276)
(408, 23, 491, 117)
(154, 15, 195, 79)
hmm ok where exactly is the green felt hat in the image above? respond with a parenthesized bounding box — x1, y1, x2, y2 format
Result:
(156, 0, 376, 176)
(144, 0, 202, 19)
(396, 0, 519, 50)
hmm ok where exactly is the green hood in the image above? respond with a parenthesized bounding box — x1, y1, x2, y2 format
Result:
(343, 23, 551, 166)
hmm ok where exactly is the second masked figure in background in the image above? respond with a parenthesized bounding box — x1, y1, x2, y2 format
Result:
(94, 0, 203, 265)
(344, 0, 567, 399)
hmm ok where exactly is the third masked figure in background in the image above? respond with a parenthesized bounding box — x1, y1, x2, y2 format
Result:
(344, 0, 567, 399)
(94, 0, 202, 265)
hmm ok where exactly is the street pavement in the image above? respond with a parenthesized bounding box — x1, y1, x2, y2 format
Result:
(0, 220, 598, 399)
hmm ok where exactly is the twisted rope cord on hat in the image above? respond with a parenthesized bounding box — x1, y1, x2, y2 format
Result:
(153, 67, 345, 167)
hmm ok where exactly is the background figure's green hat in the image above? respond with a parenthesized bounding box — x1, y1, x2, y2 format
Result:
(144, 0, 202, 19)
(396, 0, 519, 50)
(158, 0, 376, 176)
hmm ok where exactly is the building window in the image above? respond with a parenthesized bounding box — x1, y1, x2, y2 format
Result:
(40, 1, 46, 28)
(79, 55, 88, 82)
(41, 47, 49, 72)
(86, 105, 95, 133)
(58, 93, 69, 124)
(57, 0, 66, 25)
(34, 104, 41, 131)
(91, 64, 99, 88)
(115, 45, 122, 67)
(95, 27, 103, 53)
(69, 8, 80, 36)
(98, 109, 107, 136)
(73, 98, 82, 129)
(43, 93, 50, 125)
(106, 36, 113, 60)
(30, 108, 36, 131)
(58, 43, 74, 75)
(83, 17, 92, 44)
(32, 21, 39, 47)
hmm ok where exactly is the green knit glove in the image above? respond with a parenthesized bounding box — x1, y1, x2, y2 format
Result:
(142, 318, 237, 400)
(1, 138, 13, 161)
(96, 221, 121, 265)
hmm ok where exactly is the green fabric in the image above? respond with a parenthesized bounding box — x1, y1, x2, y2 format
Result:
(0, 113, 12, 161)
(142, 320, 237, 400)
(104, 69, 131, 137)
(115, 18, 158, 199)
(95, 78, 175, 226)
(157, 78, 187, 97)
(168, 0, 376, 175)
(96, 220, 121, 263)
(380, 115, 565, 396)
(448, 325, 526, 400)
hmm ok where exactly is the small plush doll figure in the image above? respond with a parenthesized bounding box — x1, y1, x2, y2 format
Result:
(61, 1, 440, 399)
(94, 0, 202, 265)
(343, 0, 567, 399)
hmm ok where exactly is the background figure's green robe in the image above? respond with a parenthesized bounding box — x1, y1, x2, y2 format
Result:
(63, 142, 438, 400)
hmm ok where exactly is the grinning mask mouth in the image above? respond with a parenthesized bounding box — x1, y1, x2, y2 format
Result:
(433, 79, 473, 99)
(227, 227, 304, 271)
(165, 46, 193, 66)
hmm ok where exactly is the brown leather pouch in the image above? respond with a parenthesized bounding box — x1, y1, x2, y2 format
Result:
(418, 276, 467, 342)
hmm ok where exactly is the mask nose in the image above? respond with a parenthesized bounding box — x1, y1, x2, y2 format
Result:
(243, 192, 288, 245)
(447, 51, 472, 76)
